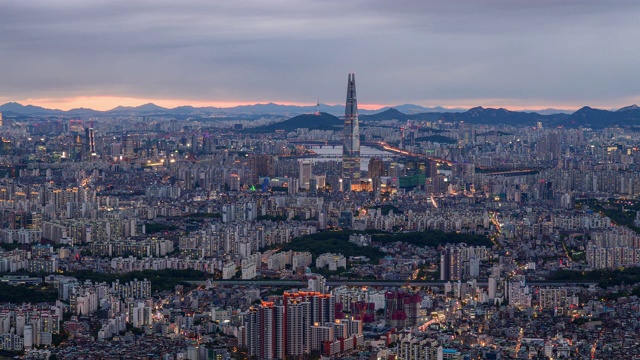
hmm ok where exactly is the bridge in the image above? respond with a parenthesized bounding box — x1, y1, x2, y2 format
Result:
(290, 141, 453, 165)
(369, 141, 454, 166)
(288, 140, 342, 147)
(308, 153, 398, 159)
(477, 168, 542, 176)
(288, 141, 545, 172)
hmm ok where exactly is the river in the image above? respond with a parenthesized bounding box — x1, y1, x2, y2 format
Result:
(300, 145, 394, 170)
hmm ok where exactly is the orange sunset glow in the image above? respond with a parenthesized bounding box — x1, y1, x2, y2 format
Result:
(4, 95, 615, 113)
(4, 96, 393, 112)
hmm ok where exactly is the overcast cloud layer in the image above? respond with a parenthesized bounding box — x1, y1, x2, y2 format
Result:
(1, 0, 639, 110)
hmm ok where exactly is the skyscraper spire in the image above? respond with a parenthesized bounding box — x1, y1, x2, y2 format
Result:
(345, 74, 358, 120)
(342, 73, 361, 183)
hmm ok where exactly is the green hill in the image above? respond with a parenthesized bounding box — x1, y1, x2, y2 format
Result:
(244, 112, 342, 133)
(414, 135, 457, 144)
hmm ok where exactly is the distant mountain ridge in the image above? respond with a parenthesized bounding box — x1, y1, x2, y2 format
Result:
(0, 101, 346, 116)
(2, 101, 640, 129)
(0, 101, 551, 117)
(358, 105, 640, 129)
(0, 102, 66, 115)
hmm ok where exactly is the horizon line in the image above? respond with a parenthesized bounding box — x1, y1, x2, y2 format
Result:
(0, 96, 634, 113)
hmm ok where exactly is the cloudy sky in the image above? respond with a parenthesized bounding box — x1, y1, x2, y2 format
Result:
(1, 0, 639, 110)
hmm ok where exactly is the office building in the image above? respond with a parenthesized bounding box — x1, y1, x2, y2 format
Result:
(368, 157, 384, 179)
(299, 160, 312, 190)
(342, 73, 360, 181)
(248, 154, 275, 184)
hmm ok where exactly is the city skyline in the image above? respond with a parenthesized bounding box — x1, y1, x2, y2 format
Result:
(3, 1, 640, 358)
(1, 62, 640, 358)
(1, 1, 640, 111)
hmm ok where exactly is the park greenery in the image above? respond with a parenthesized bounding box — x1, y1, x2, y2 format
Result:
(276, 231, 386, 263)
(144, 223, 179, 234)
(0, 282, 58, 304)
(0, 243, 22, 252)
(549, 267, 640, 288)
(182, 212, 221, 219)
(62, 269, 209, 293)
(273, 229, 493, 265)
(256, 214, 287, 222)
(580, 198, 640, 234)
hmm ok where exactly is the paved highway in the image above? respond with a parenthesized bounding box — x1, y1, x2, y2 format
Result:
(193, 279, 600, 287)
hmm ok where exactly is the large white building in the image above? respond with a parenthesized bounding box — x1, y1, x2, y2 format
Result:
(316, 253, 346, 271)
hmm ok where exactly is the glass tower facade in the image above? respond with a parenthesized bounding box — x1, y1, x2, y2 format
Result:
(342, 73, 361, 181)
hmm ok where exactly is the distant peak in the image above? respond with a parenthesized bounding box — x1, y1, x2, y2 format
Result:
(617, 104, 639, 112)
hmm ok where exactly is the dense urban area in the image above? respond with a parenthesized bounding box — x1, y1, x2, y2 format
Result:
(1, 76, 640, 360)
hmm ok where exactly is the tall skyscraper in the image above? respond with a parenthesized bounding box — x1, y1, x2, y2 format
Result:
(299, 160, 312, 190)
(342, 73, 360, 181)
(85, 127, 95, 155)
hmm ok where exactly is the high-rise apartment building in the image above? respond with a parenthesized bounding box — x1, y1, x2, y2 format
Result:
(440, 246, 462, 281)
(539, 288, 569, 310)
(384, 291, 421, 328)
(441, 245, 488, 281)
(246, 302, 285, 360)
(342, 73, 360, 182)
(246, 291, 336, 359)
(229, 173, 241, 191)
(398, 336, 442, 360)
(248, 154, 275, 184)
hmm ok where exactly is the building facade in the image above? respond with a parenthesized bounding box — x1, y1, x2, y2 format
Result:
(342, 73, 361, 182)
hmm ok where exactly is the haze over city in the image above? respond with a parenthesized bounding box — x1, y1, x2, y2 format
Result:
(1, 0, 640, 111)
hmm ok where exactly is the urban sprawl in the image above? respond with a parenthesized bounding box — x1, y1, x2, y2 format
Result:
(0, 75, 639, 359)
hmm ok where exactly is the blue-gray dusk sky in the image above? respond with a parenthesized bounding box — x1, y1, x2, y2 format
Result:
(0, 0, 639, 110)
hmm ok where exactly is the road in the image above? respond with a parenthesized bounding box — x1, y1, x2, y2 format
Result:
(193, 279, 600, 287)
